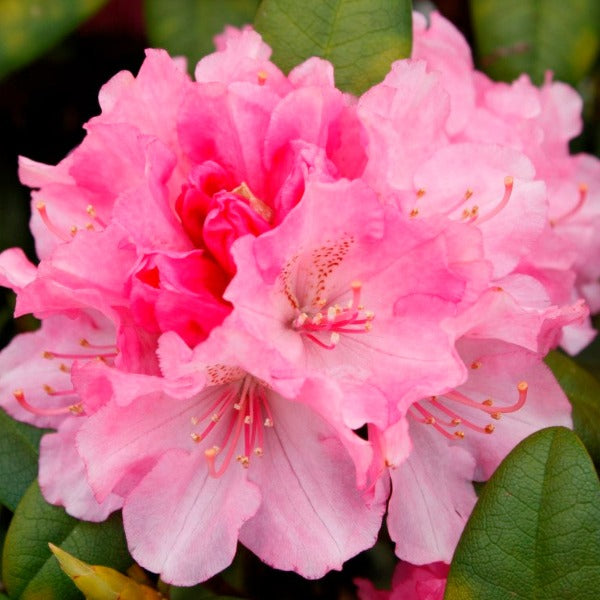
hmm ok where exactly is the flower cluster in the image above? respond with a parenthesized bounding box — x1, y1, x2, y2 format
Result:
(0, 12, 596, 585)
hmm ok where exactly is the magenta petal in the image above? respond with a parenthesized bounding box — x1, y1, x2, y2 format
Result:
(124, 449, 260, 585)
(239, 397, 385, 578)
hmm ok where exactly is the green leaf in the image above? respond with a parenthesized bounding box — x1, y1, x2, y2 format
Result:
(445, 427, 600, 599)
(470, 0, 600, 84)
(0, 408, 47, 511)
(145, 0, 261, 70)
(0, 0, 109, 80)
(545, 351, 600, 467)
(254, 0, 412, 95)
(2, 481, 131, 600)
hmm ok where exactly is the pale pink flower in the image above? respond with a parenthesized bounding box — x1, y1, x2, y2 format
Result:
(410, 11, 600, 353)
(374, 338, 571, 564)
(355, 561, 449, 600)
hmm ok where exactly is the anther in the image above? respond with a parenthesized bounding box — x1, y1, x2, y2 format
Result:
(485, 424, 495, 434)
(416, 188, 426, 198)
(471, 361, 482, 369)
(257, 70, 268, 85)
(454, 431, 465, 439)
(410, 208, 419, 218)
(264, 418, 273, 427)
(465, 189, 473, 200)
(482, 399, 493, 406)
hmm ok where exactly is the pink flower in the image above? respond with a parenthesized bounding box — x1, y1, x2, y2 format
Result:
(0, 29, 384, 585)
(11, 29, 364, 354)
(0, 16, 587, 588)
(410, 11, 600, 353)
(355, 561, 449, 600)
(224, 176, 490, 431)
(374, 338, 571, 565)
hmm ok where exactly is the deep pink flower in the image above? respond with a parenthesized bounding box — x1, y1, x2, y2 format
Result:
(355, 561, 449, 600)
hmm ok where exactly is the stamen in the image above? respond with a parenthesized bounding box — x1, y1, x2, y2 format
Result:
(293, 279, 374, 349)
(86, 204, 108, 228)
(43, 384, 76, 397)
(410, 382, 528, 439)
(36, 202, 72, 242)
(190, 378, 273, 477)
(550, 183, 588, 226)
(43, 349, 117, 360)
(476, 176, 513, 225)
(410, 404, 463, 440)
(231, 182, 273, 223)
(257, 70, 268, 85)
(79, 339, 117, 351)
(14, 389, 83, 417)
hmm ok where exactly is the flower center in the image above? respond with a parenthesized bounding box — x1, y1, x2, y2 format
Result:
(409, 381, 528, 439)
(189, 375, 273, 477)
(291, 280, 375, 349)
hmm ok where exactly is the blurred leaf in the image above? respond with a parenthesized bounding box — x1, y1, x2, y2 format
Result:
(254, 0, 412, 95)
(545, 350, 600, 467)
(470, 0, 600, 85)
(445, 427, 600, 599)
(0, 0, 109, 80)
(0, 408, 47, 511)
(3, 481, 131, 599)
(145, 0, 260, 70)
(50, 544, 161, 600)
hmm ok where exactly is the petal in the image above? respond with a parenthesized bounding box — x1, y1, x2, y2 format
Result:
(77, 391, 198, 502)
(39, 418, 122, 521)
(239, 396, 386, 578)
(387, 421, 477, 564)
(123, 449, 260, 585)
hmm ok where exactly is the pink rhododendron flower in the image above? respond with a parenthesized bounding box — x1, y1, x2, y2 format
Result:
(0, 12, 590, 588)
(355, 561, 449, 600)
(410, 11, 600, 353)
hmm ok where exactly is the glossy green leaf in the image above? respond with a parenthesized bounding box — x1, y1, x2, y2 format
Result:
(145, 0, 260, 70)
(254, 0, 412, 95)
(545, 350, 600, 466)
(0, 0, 108, 80)
(3, 481, 131, 600)
(445, 427, 600, 599)
(470, 0, 600, 84)
(0, 408, 47, 511)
